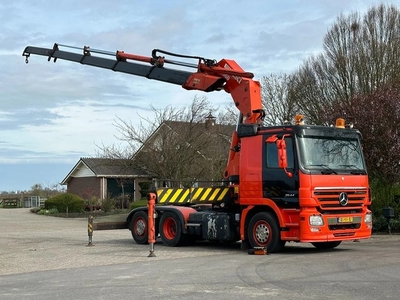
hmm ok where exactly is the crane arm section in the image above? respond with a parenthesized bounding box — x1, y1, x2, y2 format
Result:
(22, 43, 264, 125)
(22, 45, 193, 87)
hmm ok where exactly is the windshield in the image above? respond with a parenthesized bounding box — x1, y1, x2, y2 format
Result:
(298, 136, 366, 172)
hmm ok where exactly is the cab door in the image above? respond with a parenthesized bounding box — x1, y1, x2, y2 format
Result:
(263, 134, 299, 208)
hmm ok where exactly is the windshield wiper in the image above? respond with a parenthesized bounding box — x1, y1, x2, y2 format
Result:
(350, 170, 367, 175)
(307, 164, 337, 174)
(338, 164, 367, 175)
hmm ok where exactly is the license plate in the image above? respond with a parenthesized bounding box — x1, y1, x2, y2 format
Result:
(338, 217, 353, 223)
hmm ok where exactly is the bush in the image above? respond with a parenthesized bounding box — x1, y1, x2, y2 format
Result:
(101, 196, 115, 213)
(115, 195, 130, 209)
(85, 196, 101, 211)
(391, 218, 400, 232)
(139, 181, 152, 198)
(130, 199, 148, 210)
(37, 208, 59, 215)
(370, 179, 400, 218)
(372, 215, 389, 233)
(372, 214, 400, 233)
(45, 193, 84, 214)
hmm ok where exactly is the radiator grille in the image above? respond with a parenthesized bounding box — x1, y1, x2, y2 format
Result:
(314, 187, 367, 212)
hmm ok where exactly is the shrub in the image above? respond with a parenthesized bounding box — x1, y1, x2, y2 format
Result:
(37, 208, 59, 215)
(85, 196, 101, 211)
(139, 181, 152, 198)
(115, 195, 130, 209)
(45, 193, 84, 214)
(372, 214, 400, 233)
(370, 179, 400, 218)
(372, 215, 389, 233)
(390, 218, 400, 232)
(130, 199, 148, 210)
(101, 196, 115, 213)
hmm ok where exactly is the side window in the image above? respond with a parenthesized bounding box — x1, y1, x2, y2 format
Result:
(266, 137, 294, 169)
(285, 137, 294, 169)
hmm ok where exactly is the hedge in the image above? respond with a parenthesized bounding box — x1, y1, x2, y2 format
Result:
(45, 193, 85, 213)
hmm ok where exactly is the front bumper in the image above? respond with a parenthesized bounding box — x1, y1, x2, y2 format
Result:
(299, 210, 372, 242)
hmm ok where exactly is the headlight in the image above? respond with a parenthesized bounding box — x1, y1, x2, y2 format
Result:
(364, 213, 372, 224)
(309, 215, 324, 226)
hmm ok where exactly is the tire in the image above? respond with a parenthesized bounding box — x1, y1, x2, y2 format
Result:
(311, 241, 342, 249)
(129, 211, 148, 244)
(159, 212, 188, 247)
(248, 212, 285, 253)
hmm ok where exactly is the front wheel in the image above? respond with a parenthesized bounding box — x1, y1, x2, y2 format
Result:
(311, 241, 342, 249)
(248, 212, 285, 253)
(159, 212, 188, 247)
(129, 211, 148, 244)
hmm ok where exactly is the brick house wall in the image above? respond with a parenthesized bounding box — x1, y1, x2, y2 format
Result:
(67, 177, 101, 200)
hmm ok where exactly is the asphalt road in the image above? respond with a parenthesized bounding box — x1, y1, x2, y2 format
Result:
(1, 208, 399, 300)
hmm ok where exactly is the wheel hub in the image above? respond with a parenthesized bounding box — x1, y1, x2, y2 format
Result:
(136, 219, 146, 236)
(255, 223, 270, 243)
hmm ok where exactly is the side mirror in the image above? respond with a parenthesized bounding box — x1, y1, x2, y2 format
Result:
(276, 139, 288, 168)
(266, 135, 293, 178)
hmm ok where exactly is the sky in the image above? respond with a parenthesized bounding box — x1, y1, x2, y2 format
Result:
(0, 0, 396, 192)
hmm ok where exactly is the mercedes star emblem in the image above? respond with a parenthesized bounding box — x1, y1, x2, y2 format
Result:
(339, 192, 349, 206)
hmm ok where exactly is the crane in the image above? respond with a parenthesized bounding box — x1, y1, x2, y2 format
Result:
(23, 43, 265, 180)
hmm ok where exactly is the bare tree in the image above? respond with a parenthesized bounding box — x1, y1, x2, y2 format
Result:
(217, 74, 298, 127)
(290, 3, 400, 124)
(289, 55, 341, 124)
(217, 105, 237, 125)
(30, 183, 44, 196)
(98, 96, 234, 185)
(323, 5, 400, 97)
(260, 73, 299, 125)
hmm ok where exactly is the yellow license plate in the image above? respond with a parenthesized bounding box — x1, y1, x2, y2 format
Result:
(338, 217, 353, 223)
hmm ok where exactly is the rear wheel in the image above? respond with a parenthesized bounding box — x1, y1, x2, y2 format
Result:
(311, 241, 342, 249)
(160, 212, 188, 247)
(248, 212, 285, 253)
(130, 211, 148, 244)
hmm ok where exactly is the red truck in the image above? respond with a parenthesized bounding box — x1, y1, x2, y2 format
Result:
(23, 43, 372, 252)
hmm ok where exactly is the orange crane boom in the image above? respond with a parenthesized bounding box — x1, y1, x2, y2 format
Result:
(23, 43, 264, 124)
(22, 43, 265, 179)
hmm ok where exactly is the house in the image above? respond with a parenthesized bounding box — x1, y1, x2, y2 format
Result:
(61, 116, 235, 200)
(61, 157, 152, 201)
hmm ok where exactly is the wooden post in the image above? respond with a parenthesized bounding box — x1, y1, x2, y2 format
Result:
(87, 215, 94, 246)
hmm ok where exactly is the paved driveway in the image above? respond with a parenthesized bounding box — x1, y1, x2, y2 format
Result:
(1, 208, 399, 299)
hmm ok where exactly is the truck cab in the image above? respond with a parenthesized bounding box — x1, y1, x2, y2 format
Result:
(237, 121, 372, 251)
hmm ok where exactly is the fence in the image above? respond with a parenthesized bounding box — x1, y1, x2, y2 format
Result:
(23, 196, 46, 208)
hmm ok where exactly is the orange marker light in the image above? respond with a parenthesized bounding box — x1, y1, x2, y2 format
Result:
(294, 114, 305, 125)
(336, 118, 345, 128)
